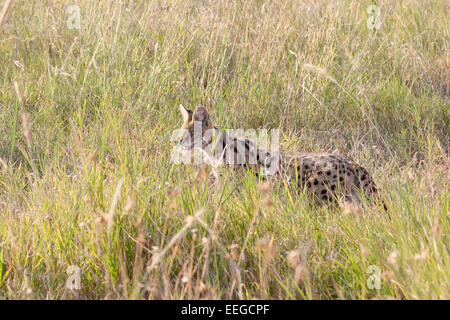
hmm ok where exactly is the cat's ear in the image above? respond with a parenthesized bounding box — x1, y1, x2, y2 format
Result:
(193, 106, 212, 127)
(179, 104, 192, 122)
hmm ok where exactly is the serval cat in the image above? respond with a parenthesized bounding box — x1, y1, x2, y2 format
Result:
(176, 105, 386, 209)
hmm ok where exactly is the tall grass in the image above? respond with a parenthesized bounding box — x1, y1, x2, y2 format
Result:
(0, 0, 448, 299)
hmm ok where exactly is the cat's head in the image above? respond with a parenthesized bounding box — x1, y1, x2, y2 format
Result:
(177, 104, 214, 150)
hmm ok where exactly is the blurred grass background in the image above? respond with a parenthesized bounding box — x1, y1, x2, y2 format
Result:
(0, 0, 448, 299)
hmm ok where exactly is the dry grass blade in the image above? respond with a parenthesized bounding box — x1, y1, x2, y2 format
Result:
(0, 0, 13, 26)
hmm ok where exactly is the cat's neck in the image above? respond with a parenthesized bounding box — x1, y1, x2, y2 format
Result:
(208, 127, 281, 175)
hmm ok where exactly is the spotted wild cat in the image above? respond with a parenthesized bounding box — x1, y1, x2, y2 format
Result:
(176, 105, 386, 209)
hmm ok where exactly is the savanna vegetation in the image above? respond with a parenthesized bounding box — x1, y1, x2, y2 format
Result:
(0, 0, 448, 299)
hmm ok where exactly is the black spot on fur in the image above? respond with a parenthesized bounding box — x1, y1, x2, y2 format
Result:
(331, 185, 336, 190)
(313, 179, 319, 185)
(320, 189, 327, 195)
(326, 170, 331, 176)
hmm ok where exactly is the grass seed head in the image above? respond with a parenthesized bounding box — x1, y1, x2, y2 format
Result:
(181, 275, 190, 284)
(342, 202, 362, 216)
(229, 244, 239, 261)
(258, 182, 271, 195)
(256, 238, 279, 262)
(294, 264, 306, 283)
(95, 216, 107, 233)
(388, 250, 399, 266)
(124, 198, 137, 212)
(287, 250, 302, 267)
(184, 215, 196, 227)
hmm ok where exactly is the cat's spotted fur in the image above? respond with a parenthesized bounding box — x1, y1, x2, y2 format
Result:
(177, 105, 385, 208)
